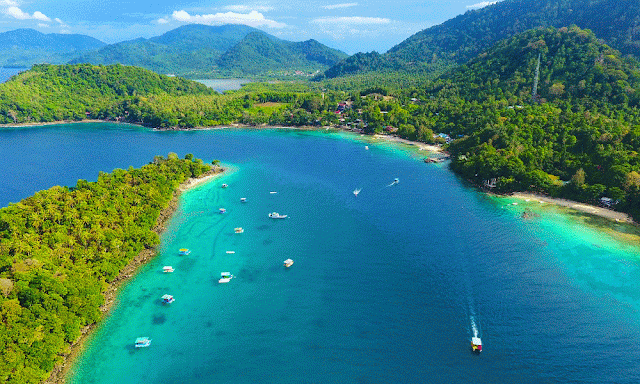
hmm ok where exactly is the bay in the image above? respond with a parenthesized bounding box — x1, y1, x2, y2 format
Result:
(0, 67, 27, 83)
(1, 123, 639, 383)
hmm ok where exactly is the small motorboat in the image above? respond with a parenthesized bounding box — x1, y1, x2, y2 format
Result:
(219, 272, 234, 283)
(163, 266, 174, 273)
(471, 337, 482, 353)
(283, 259, 294, 268)
(365, 145, 369, 150)
(353, 188, 361, 197)
(178, 248, 191, 256)
(226, 251, 235, 254)
(269, 212, 288, 219)
(161, 294, 175, 304)
(270, 191, 278, 194)
(221, 183, 228, 188)
(240, 197, 247, 203)
(219, 208, 227, 214)
(135, 337, 151, 348)
(234, 227, 244, 234)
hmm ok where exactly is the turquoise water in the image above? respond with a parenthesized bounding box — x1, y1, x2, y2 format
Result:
(1, 124, 640, 383)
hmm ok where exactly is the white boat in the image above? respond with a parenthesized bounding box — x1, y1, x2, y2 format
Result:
(240, 197, 247, 203)
(163, 266, 174, 273)
(365, 146, 369, 150)
(269, 212, 288, 219)
(283, 259, 294, 268)
(219, 208, 226, 214)
(353, 188, 361, 196)
(226, 251, 235, 254)
(135, 337, 151, 348)
(178, 248, 191, 256)
(219, 272, 234, 283)
(471, 337, 482, 353)
(270, 191, 278, 194)
(234, 227, 244, 234)
(161, 294, 175, 304)
(221, 183, 228, 188)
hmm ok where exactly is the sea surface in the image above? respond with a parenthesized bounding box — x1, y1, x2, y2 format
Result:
(1, 123, 640, 383)
(195, 78, 253, 93)
(0, 67, 27, 83)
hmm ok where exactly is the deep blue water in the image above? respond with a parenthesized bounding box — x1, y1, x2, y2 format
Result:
(1, 123, 640, 383)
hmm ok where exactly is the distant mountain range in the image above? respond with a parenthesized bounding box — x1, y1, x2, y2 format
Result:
(320, 0, 640, 79)
(0, 29, 105, 67)
(0, 25, 348, 78)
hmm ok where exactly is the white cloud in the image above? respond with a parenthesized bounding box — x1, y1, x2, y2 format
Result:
(171, 9, 285, 28)
(32, 11, 51, 22)
(54, 17, 63, 24)
(37, 23, 48, 28)
(311, 16, 391, 25)
(0, 0, 18, 6)
(4, 6, 52, 21)
(466, 1, 500, 9)
(224, 4, 274, 12)
(323, 3, 358, 10)
(156, 17, 169, 24)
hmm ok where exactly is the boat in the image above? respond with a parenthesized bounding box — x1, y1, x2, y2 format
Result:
(269, 212, 288, 219)
(221, 183, 228, 188)
(219, 272, 234, 283)
(234, 227, 244, 234)
(365, 145, 369, 150)
(178, 248, 191, 256)
(163, 266, 174, 273)
(353, 188, 361, 196)
(219, 208, 226, 214)
(471, 337, 482, 353)
(283, 259, 294, 268)
(135, 337, 151, 348)
(161, 294, 175, 304)
(270, 191, 278, 194)
(389, 178, 399, 186)
(240, 197, 247, 203)
(226, 251, 235, 254)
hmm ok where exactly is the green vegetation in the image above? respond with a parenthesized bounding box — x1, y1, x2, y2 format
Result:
(320, 0, 640, 80)
(71, 25, 347, 79)
(0, 155, 212, 383)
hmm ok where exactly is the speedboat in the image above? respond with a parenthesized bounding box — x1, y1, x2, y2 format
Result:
(178, 248, 191, 256)
(219, 208, 226, 214)
(161, 294, 175, 304)
(240, 197, 247, 203)
(353, 188, 361, 196)
(471, 337, 482, 353)
(234, 227, 244, 233)
(135, 337, 151, 348)
(219, 272, 233, 283)
(163, 266, 174, 273)
(283, 259, 294, 268)
(269, 212, 288, 219)
(226, 251, 235, 254)
(221, 183, 228, 188)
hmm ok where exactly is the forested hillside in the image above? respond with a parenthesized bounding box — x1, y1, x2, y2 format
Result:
(0, 155, 212, 383)
(216, 32, 347, 76)
(320, 0, 640, 79)
(0, 64, 214, 123)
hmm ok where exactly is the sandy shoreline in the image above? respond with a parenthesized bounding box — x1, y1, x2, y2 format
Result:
(371, 133, 445, 153)
(509, 192, 634, 224)
(43, 167, 226, 384)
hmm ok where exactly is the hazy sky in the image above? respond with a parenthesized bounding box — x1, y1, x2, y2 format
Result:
(0, 0, 502, 54)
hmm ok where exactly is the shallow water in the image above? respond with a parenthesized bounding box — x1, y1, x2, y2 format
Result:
(1, 124, 639, 383)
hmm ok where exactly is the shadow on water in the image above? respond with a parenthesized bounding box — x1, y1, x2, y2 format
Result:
(152, 314, 166, 325)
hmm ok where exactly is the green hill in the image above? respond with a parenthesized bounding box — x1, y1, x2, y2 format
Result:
(0, 29, 105, 67)
(0, 64, 214, 124)
(321, 0, 640, 79)
(216, 32, 348, 76)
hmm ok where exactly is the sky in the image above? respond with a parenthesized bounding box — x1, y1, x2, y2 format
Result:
(0, 0, 502, 54)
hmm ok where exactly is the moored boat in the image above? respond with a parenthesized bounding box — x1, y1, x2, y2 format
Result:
(163, 266, 174, 273)
(178, 248, 191, 256)
(219, 208, 226, 214)
(219, 272, 234, 283)
(161, 294, 175, 304)
(221, 183, 228, 188)
(240, 197, 247, 202)
(135, 337, 151, 348)
(471, 337, 482, 353)
(269, 212, 288, 219)
(234, 227, 244, 233)
(283, 259, 294, 268)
